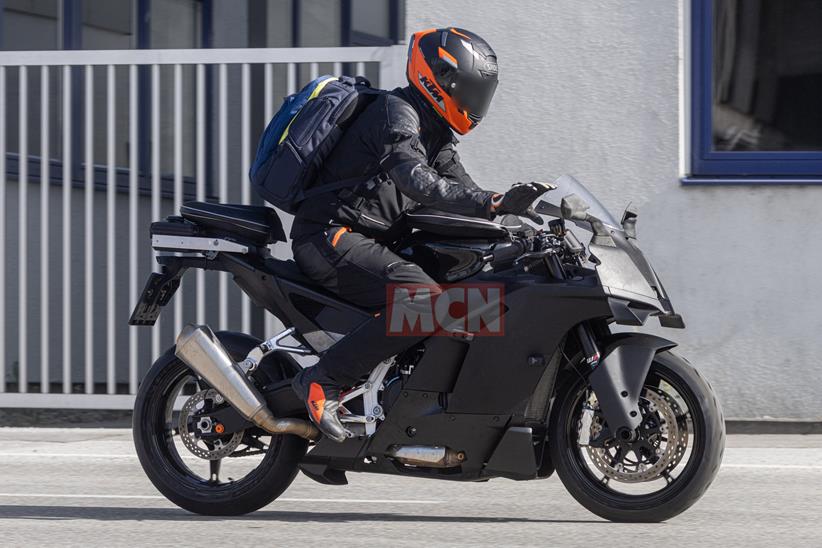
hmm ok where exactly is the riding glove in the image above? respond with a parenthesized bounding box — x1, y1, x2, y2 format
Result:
(491, 182, 554, 224)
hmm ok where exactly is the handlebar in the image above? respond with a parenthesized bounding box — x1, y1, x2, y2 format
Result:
(487, 239, 527, 265)
(486, 227, 585, 269)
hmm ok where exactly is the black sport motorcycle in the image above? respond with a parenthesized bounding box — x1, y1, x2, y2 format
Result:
(130, 175, 724, 522)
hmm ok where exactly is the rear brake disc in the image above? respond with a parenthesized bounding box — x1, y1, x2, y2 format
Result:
(179, 389, 243, 461)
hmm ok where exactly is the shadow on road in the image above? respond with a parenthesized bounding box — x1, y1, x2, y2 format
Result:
(0, 505, 603, 524)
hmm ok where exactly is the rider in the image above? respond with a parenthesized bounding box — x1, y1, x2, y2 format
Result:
(291, 27, 551, 441)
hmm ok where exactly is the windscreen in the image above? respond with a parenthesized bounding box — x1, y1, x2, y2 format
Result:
(534, 175, 670, 309)
(536, 175, 622, 231)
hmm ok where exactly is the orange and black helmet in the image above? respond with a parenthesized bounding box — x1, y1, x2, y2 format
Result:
(407, 27, 499, 135)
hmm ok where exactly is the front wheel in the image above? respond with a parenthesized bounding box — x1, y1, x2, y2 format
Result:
(549, 351, 725, 522)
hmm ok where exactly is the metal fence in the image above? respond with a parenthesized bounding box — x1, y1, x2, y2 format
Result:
(0, 46, 406, 409)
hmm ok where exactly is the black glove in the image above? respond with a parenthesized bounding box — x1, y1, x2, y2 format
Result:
(491, 182, 554, 225)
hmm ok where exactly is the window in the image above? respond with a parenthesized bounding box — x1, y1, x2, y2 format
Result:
(81, 0, 134, 49)
(0, 1, 405, 51)
(1, 0, 60, 51)
(2, 0, 405, 195)
(690, 0, 822, 180)
(351, 0, 403, 46)
(149, 0, 201, 49)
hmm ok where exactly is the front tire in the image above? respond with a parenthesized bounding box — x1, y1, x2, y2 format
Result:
(133, 332, 308, 516)
(549, 351, 725, 522)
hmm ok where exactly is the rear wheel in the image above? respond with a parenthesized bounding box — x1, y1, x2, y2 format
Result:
(133, 333, 307, 516)
(549, 351, 725, 522)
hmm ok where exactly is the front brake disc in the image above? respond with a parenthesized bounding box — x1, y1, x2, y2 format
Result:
(585, 387, 687, 483)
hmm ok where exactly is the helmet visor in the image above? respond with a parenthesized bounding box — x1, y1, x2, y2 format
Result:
(452, 72, 498, 119)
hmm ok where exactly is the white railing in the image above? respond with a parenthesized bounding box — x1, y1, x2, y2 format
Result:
(0, 46, 406, 409)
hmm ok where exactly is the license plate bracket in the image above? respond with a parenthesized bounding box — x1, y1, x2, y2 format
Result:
(128, 268, 185, 326)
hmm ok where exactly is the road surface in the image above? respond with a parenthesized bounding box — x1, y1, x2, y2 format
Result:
(0, 429, 819, 547)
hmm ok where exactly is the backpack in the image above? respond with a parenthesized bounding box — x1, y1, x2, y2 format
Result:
(249, 75, 382, 214)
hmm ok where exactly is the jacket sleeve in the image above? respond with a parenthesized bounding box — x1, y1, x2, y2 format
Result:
(433, 140, 482, 192)
(377, 99, 495, 219)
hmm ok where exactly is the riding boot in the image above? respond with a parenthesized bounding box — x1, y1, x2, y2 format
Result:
(291, 366, 351, 443)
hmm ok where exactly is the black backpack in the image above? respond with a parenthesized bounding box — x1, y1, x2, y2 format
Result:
(249, 75, 382, 214)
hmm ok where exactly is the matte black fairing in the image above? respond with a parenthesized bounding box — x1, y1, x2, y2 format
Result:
(537, 175, 681, 326)
(444, 270, 611, 414)
(588, 333, 677, 432)
(305, 269, 615, 479)
(591, 233, 666, 310)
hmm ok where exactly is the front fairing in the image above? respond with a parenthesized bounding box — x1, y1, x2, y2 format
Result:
(589, 230, 674, 314)
(537, 175, 681, 326)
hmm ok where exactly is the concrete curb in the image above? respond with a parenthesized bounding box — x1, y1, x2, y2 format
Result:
(725, 419, 822, 435)
(0, 409, 133, 428)
(2, 409, 822, 433)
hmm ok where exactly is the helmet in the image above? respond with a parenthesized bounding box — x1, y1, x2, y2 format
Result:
(407, 27, 499, 135)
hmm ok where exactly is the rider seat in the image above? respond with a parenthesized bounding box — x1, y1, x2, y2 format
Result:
(179, 202, 286, 246)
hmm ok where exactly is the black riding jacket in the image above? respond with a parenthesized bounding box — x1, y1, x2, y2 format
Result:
(290, 86, 496, 240)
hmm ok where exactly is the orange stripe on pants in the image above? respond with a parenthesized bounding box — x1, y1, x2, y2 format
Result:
(331, 227, 349, 247)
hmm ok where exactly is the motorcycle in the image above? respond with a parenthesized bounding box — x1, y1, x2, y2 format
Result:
(129, 174, 724, 522)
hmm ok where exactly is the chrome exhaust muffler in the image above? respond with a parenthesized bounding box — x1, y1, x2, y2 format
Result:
(175, 324, 319, 441)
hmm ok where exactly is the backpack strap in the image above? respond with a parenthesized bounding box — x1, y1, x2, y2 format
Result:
(301, 172, 389, 202)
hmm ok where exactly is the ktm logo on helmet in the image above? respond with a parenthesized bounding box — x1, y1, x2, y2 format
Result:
(418, 73, 445, 109)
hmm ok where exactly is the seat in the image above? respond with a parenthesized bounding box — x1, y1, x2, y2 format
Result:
(180, 202, 286, 245)
(405, 208, 509, 239)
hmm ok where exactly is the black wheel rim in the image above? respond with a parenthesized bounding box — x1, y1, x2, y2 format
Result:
(147, 359, 284, 493)
(562, 362, 706, 504)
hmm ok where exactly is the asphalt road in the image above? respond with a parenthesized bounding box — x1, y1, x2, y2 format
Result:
(0, 429, 819, 547)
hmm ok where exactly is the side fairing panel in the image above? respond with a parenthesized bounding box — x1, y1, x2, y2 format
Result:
(440, 274, 611, 415)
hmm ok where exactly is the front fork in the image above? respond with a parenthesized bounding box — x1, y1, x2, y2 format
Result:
(585, 332, 677, 436)
(576, 323, 601, 368)
(547, 251, 673, 436)
(547, 252, 602, 369)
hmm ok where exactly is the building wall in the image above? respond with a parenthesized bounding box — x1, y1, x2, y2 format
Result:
(407, 0, 822, 419)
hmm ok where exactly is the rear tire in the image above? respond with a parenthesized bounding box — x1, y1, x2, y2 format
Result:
(133, 332, 307, 516)
(549, 351, 725, 522)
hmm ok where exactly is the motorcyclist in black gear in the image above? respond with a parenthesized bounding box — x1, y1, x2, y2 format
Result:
(291, 27, 551, 442)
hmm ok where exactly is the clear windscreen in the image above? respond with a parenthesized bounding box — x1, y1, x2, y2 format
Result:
(534, 176, 671, 310)
(535, 175, 622, 231)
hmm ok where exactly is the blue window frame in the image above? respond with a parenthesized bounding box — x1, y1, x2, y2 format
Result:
(689, 0, 822, 182)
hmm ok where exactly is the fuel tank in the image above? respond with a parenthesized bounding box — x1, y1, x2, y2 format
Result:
(395, 237, 497, 282)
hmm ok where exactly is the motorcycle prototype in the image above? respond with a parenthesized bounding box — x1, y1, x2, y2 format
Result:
(130, 175, 724, 522)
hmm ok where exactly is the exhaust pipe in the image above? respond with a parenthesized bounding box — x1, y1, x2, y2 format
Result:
(175, 324, 319, 441)
(386, 445, 466, 468)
